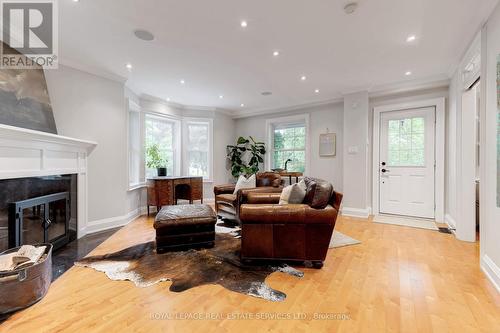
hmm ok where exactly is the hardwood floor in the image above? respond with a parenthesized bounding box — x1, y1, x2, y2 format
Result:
(2, 215, 500, 333)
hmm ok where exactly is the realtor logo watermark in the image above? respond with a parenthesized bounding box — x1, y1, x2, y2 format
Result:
(0, 0, 58, 68)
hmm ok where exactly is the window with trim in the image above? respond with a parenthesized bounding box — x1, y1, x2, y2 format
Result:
(270, 120, 307, 173)
(128, 102, 143, 187)
(184, 120, 212, 180)
(144, 114, 178, 178)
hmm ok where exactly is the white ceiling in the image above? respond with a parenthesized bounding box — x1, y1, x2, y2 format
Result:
(59, 0, 498, 115)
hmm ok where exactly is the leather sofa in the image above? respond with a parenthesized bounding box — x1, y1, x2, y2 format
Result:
(239, 179, 343, 268)
(213, 172, 284, 224)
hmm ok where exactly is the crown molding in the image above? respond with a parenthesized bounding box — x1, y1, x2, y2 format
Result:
(57, 58, 128, 84)
(231, 97, 344, 119)
(139, 94, 235, 117)
(232, 76, 450, 119)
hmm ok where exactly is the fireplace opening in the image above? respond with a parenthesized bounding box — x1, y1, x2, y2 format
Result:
(9, 192, 71, 251)
(0, 175, 77, 252)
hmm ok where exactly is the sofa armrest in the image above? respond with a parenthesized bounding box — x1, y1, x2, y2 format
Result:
(246, 192, 281, 204)
(214, 183, 236, 195)
(240, 204, 338, 225)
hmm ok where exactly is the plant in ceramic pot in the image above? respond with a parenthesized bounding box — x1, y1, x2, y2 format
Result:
(146, 144, 168, 177)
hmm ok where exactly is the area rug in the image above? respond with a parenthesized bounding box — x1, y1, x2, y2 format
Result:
(329, 231, 361, 248)
(75, 232, 303, 302)
(373, 214, 439, 231)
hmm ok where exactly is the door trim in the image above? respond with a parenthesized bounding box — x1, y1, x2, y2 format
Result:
(372, 97, 446, 222)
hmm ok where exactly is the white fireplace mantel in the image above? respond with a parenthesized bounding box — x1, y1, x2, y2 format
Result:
(0, 124, 97, 238)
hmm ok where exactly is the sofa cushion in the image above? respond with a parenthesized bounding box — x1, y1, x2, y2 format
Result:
(233, 174, 256, 194)
(216, 193, 237, 206)
(303, 177, 333, 209)
(279, 180, 307, 205)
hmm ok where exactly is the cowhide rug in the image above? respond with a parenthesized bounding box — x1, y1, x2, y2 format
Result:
(75, 224, 304, 302)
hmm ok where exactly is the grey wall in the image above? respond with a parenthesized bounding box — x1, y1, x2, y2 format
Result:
(45, 65, 132, 222)
(234, 103, 344, 191)
(343, 92, 369, 212)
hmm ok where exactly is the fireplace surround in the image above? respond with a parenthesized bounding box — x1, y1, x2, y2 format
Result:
(0, 124, 97, 250)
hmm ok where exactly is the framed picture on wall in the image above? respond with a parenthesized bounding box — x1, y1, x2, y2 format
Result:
(319, 133, 336, 157)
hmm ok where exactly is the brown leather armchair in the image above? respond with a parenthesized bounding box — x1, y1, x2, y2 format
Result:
(213, 172, 284, 224)
(239, 186, 343, 268)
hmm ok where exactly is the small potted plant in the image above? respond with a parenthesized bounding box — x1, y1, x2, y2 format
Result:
(146, 144, 168, 177)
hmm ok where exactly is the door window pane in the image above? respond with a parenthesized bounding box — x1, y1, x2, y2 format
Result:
(388, 117, 425, 166)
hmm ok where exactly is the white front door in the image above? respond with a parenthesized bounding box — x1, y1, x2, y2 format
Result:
(379, 107, 436, 219)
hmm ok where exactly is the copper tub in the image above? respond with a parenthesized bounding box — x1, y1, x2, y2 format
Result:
(0, 244, 52, 315)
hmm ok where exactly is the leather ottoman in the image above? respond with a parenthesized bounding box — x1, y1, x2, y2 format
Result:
(154, 204, 217, 253)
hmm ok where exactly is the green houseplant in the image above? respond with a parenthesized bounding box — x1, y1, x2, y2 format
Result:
(146, 144, 168, 177)
(226, 136, 266, 178)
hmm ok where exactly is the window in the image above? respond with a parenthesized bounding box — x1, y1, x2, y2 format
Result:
(144, 114, 179, 178)
(128, 101, 144, 187)
(268, 115, 308, 173)
(184, 120, 212, 180)
(387, 117, 425, 166)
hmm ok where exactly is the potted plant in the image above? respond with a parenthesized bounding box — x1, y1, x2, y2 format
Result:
(226, 136, 266, 178)
(146, 144, 168, 177)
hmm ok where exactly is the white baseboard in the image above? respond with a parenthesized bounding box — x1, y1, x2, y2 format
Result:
(341, 206, 371, 219)
(481, 255, 500, 294)
(85, 206, 146, 235)
(85, 199, 215, 236)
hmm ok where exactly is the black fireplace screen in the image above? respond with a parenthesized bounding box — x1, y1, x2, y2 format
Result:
(8, 192, 70, 251)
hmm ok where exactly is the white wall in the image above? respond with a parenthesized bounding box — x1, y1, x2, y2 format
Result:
(234, 103, 344, 191)
(480, 2, 500, 292)
(45, 65, 141, 230)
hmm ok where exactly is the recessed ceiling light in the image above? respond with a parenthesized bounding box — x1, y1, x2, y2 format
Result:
(315, 89, 320, 93)
(405, 71, 412, 76)
(301, 75, 307, 81)
(126, 63, 132, 70)
(166, 97, 171, 102)
(72, 0, 80, 2)
(406, 35, 416, 42)
(240, 103, 245, 107)
(273, 51, 280, 57)
(134, 29, 155, 41)
(180, 79, 185, 85)
(219, 95, 224, 99)
(240, 20, 248, 28)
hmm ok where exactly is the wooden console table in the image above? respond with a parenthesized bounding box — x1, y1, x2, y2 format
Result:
(278, 171, 303, 184)
(147, 176, 203, 215)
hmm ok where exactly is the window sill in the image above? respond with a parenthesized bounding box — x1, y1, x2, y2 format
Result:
(128, 183, 147, 191)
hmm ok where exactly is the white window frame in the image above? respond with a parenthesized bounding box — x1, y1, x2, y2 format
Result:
(127, 98, 146, 190)
(182, 118, 214, 182)
(144, 112, 182, 178)
(265, 114, 310, 174)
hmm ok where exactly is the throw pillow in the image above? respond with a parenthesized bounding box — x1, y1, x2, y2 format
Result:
(303, 177, 333, 209)
(288, 180, 307, 203)
(233, 174, 256, 194)
(279, 184, 293, 205)
(279, 180, 307, 205)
